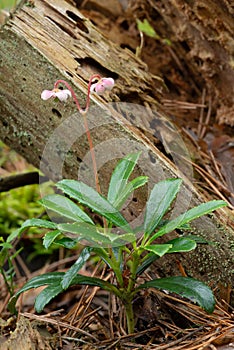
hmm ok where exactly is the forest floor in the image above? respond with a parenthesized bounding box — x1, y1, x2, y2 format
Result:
(0, 1, 234, 349)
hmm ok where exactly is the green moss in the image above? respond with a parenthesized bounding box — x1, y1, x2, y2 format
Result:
(0, 184, 45, 236)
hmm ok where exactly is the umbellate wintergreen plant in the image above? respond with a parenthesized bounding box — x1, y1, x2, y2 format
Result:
(8, 155, 227, 333)
(8, 76, 227, 334)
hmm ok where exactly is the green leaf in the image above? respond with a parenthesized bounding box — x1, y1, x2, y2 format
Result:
(8, 272, 120, 313)
(136, 19, 158, 38)
(55, 237, 79, 249)
(35, 274, 116, 312)
(61, 247, 92, 289)
(112, 232, 136, 245)
(144, 178, 182, 236)
(40, 194, 93, 224)
(107, 153, 141, 205)
(71, 274, 115, 291)
(35, 283, 63, 313)
(144, 244, 173, 257)
(58, 222, 135, 246)
(22, 218, 57, 230)
(136, 253, 159, 276)
(7, 219, 57, 243)
(19, 272, 64, 289)
(57, 180, 131, 231)
(0, 242, 12, 249)
(166, 237, 197, 253)
(8, 272, 64, 313)
(149, 200, 227, 243)
(114, 176, 148, 209)
(184, 235, 212, 245)
(136, 236, 204, 275)
(92, 247, 117, 270)
(6, 229, 21, 243)
(43, 230, 61, 249)
(138, 276, 215, 313)
(58, 222, 114, 245)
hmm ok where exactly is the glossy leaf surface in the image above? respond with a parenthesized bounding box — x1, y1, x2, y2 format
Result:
(108, 153, 141, 205)
(144, 178, 182, 236)
(58, 222, 135, 246)
(144, 244, 173, 257)
(43, 230, 61, 249)
(114, 176, 148, 209)
(7, 219, 57, 243)
(138, 276, 215, 313)
(34, 274, 117, 312)
(61, 247, 92, 289)
(40, 194, 93, 224)
(149, 200, 227, 243)
(166, 237, 197, 253)
(8, 272, 116, 313)
(136, 253, 159, 276)
(57, 180, 131, 231)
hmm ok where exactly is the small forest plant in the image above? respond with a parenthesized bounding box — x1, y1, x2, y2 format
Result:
(8, 76, 227, 334)
(8, 156, 227, 333)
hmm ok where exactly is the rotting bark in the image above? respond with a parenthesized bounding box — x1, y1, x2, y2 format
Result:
(145, 0, 234, 126)
(0, 0, 233, 298)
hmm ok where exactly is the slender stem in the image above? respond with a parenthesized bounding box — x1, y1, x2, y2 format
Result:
(95, 247, 124, 287)
(82, 111, 101, 193)
(110, 250, 124, 288)
(54, 74, 101, 114)
(127, 250, 140, 293)
(124, 299, 135, 334)
(120, 249, 142, 334)
(141, 234, 149, 247)
(54, 79, 82, 111)
(53, 75, 101, 193)
(84, 74, 101, 113)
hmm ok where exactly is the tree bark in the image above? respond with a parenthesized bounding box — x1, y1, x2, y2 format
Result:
(0, 0, 233, 299)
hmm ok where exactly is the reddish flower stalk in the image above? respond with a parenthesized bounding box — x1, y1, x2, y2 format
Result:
(42, 75, 115, 194)
(53, 75, 103, 193)
(53, 74, 102, 113)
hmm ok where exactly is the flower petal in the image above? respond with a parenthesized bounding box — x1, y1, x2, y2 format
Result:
(90, 83, 97, 94)
(41, 90, 55, 100)
(55, 89, 72, 102)
(101, 78, 115, 90)
(90, 77, 115, 95)
(95, 83, 106, 95)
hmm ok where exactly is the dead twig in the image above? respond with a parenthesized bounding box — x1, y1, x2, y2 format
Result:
(20, 312, 99, 341)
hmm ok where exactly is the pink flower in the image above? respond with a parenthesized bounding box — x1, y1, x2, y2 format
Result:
(41, 88, 71, 102)
(90, 77, 115, 95)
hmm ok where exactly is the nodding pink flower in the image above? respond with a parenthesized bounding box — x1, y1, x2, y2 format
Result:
(90, 77, 115, 95)
(41, 88, 72, 102)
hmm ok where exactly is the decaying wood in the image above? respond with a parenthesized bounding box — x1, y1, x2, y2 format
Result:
(147, 0, 234, 126)
(0, 0, 233, 297)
